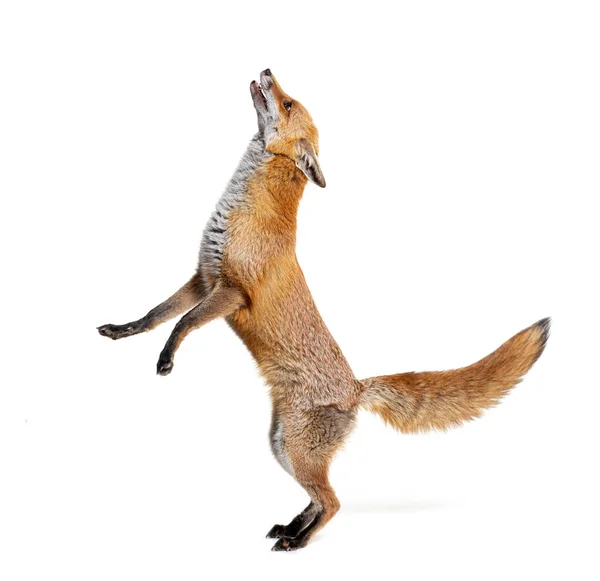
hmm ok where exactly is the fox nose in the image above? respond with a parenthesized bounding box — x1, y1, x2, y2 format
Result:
(262, 68, 272, 77)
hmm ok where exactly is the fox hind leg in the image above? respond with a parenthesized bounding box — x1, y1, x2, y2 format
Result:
(267, 413, 319, 539)
(268, 406, 355, 550)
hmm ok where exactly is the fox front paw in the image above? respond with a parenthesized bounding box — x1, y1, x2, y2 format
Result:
(97, 323, 136, 340)
(156, 354, 174, 376)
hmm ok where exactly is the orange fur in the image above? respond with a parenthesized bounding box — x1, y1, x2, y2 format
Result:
(99, 71, 550, 551)
(361, 319, 550, 433)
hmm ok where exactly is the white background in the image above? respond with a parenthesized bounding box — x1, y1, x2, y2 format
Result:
(1, 1, 598, 579)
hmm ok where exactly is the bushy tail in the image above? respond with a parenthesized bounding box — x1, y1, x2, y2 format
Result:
(360, 318, 550, 433)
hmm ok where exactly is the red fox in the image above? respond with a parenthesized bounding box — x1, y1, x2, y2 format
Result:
(98, 69, 550, 551)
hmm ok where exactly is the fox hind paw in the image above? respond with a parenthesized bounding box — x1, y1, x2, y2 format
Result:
(266, 525, 287, 539)
(271, 537, 307, 552)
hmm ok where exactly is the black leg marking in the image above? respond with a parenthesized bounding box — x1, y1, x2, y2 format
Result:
(271, 510, 324, 551)
(98, 274, 207, 341)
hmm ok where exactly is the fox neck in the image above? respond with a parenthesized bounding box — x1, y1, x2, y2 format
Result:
(252, 154, 308, 229)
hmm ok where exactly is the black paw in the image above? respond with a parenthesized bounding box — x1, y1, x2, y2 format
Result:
(156, 355, 174, 376)
(266, 525, 286, 539)
(97, 324, 135, 340)
(271, 537, 306, 552)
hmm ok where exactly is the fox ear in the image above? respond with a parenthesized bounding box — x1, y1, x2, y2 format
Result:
(295, 139, 326, 188)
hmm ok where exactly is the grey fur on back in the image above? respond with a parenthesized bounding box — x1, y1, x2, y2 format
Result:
(199, 134, 269, 277)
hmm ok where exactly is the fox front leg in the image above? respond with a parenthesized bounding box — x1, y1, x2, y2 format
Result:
(156, 283, 245, 376)
(98, 274, 206, 340)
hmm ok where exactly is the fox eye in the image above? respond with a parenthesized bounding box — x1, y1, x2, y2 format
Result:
(283, 100, 292, 112)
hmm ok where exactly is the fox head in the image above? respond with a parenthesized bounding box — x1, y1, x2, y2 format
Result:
(250, 69, 326, 188)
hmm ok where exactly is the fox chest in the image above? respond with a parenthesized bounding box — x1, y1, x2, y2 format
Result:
(200, 208, 270, 288)
(198, 135, 268, 279)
